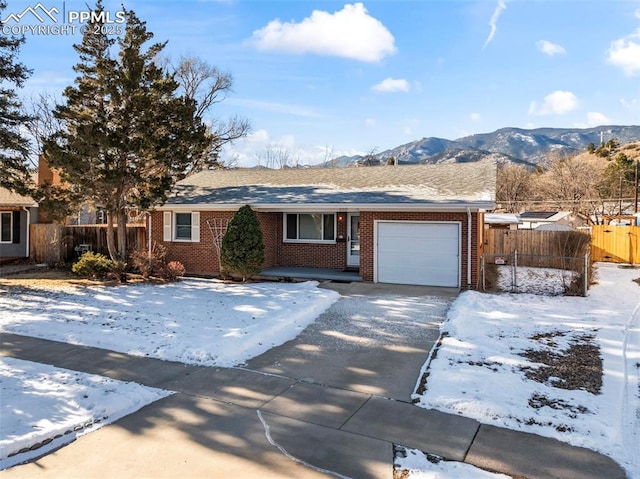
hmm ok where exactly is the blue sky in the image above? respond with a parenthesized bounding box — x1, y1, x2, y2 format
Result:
(5, 0, 640, 166)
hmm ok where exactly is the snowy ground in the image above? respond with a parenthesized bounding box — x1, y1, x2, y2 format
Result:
(0, 279, 339, 470)
(0, 357, 172, 470)
(2, 268, 639, 477)
(403, 263, 640, 478)
(0, 279, 339, 366)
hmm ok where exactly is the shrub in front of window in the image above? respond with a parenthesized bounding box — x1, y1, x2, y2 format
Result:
(221, 205, 265, 281)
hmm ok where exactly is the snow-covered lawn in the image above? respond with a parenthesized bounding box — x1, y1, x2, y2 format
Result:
(0, 357, 172, 470)
(0, 279, 339, 366)
(407, 263, 640, 478)
(0, 279, 339, 469)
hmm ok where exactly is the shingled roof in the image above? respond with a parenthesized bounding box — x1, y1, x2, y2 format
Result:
(0, 187, 37, 207)
(164, 160, 497, 211)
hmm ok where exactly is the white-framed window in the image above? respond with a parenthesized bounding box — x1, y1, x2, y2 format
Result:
(284, 213, 335, 243)
(163, 211, 200, 242)
(0, 212, 12, 243)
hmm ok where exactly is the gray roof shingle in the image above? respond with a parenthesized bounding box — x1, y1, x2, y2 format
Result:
(0, 187, 36, 207)
(165, 160, 497, 209)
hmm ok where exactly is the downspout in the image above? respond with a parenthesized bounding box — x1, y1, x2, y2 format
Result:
(467, 207, 472, 287)
(22, 207, 30, 259)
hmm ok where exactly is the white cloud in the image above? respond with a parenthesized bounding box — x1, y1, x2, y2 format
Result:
(220, 130, 363, 168)
(536, 40, 566, 56)
(528, 90, 578, 115)
(249, 3, 396, 63)
(483, 0, 508, 48)
(575, 112, 611, 128)
(607, 29, 640, 76)
(246, 129, 270, 143)
(470, 112, 481, 122)
(586, 111, 611, 126)
(620, 97, 639, 110)
(371, 77, 410, 93)
(364, 118, 377, 127)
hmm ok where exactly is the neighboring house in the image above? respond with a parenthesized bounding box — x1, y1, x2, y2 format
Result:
(152, 160, 497, 289)
(0, 187, 38, 262)
(484, 213, 521, 230)
(519, 211, 584, 230)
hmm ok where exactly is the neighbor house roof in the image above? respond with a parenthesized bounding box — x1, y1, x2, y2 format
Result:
(162, 160, 497, 212)
(485, 213, 522, 225)
(520, 211, 571, 222)
(0, 187, 37, 207)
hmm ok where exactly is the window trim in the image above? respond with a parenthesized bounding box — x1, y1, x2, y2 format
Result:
(0, 211, 12, 244)
(283, 213, 336, 244)
(174, 212, 193, 241)
(163, 211, 200, 243)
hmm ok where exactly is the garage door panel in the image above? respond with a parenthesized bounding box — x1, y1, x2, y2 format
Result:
(377, 238, 458, 255)
(376, 222, 460, 287)
(377, 235, 458, 253)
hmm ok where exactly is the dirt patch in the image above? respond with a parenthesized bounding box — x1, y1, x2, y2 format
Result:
(412, 332, 448, 401)
(520, 333, 602, 395)
(0, 269, 150, 290)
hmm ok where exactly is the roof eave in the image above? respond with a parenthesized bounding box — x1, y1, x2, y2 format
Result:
(158, 201, 496, 213)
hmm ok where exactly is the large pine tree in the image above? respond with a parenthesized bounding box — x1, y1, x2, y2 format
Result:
(0, 0, 32, 194)
(45, 2, 209, 261)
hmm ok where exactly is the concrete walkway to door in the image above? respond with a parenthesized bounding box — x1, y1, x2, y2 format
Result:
(0, 281, 627, 479)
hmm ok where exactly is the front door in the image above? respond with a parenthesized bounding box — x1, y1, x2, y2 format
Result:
(347, 213, 360, 268)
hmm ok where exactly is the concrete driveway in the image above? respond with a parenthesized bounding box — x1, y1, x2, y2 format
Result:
(245, 282, 457, 401)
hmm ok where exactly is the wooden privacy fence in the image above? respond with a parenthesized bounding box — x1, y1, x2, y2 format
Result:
(483, 229, 592, 296)
(30, 224, 147, 264)
(484, 228, 591, 258)
(591, 225, 640, 264)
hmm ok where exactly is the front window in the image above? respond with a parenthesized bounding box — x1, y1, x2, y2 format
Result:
(175, 213, 192, 240)
(285, 213, 335, 242)
(0, 212, 12, 243)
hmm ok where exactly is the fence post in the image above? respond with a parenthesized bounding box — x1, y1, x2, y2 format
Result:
(583, 253, 589, 297)
(513, 249, 518, 293)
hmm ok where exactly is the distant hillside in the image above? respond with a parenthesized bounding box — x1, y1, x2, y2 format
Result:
(329, 125, 640, 167)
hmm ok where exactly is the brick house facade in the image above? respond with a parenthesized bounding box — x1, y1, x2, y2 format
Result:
(154, 161, 496, 289)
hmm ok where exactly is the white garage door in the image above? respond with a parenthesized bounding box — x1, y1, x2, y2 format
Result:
(376, 221, 460, 287)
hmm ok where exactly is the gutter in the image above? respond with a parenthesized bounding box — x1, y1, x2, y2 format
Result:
(157, 202, 495, 213)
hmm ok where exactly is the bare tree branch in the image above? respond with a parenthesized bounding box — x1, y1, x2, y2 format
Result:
(171, 55, 251, 173)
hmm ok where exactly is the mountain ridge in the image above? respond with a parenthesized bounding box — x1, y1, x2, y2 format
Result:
(330, 125, 640, 167)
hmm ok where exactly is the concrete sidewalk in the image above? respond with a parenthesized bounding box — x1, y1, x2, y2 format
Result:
(0, 332, 627, 479)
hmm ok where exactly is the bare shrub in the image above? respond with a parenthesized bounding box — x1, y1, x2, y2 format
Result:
(161, 261, 186, 281)
(130, 242, 167, 278)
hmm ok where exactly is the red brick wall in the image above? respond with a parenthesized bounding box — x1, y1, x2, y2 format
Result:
(274, 212, 348, 269)
(152, 209, 482, 288)
(359, 211, 481, 289)
(151, 210, 349, 275)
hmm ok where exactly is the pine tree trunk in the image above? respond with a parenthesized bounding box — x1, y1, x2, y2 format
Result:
(117, 210, 128, 262)
(106, 212, 118, 261)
